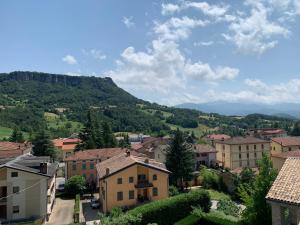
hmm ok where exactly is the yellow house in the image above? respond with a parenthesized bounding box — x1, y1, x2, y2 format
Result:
(96, 151, 170, 213)
(215, 136, 270, 170)
(271, 150, 300, 171)
(271, 136, 300, 154)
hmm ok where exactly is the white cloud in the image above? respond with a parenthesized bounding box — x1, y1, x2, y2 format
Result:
(202, 79, 300, 104)
(123, 16, 135, 28)
(194, 41, 214, 46)
(161, 3, 180, 15)
(154, 16, 209, 41)
(62, 55, 77, 65)
(161, 1, 229, 18)
(82, 49, 106, 61)
(106, 39, 239, 101)
(223, 3, 290, 55)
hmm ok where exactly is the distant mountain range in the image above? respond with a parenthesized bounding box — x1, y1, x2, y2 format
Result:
(176, 102, 300, 119)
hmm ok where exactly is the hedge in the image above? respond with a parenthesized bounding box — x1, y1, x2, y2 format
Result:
(200, 211, 242, 225)
(73, 194, 80, 223)
(128, 189, 211, 225)
(174, 215, 200, 225)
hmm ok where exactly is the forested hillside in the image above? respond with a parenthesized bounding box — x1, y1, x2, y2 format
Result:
(0, 71, 298, 139)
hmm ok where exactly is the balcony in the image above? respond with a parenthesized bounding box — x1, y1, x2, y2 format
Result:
(135, 180, 153, 188)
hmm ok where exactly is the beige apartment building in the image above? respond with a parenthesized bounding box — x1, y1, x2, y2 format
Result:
(271, 136, 300, 154)
(216, 137, 270, 170)
(97, 151, 170, 213)
(0, 155, 57, 223)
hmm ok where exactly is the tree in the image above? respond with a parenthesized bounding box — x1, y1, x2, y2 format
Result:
(102, 121, 116, 148)
(166, 129, 195, 190)
(64, 175, 86, 197)
(291, 122, 300, 136)
(9, 127, 24, 143)
(32, 129, 56, 160)
(239, 154, 277, 225)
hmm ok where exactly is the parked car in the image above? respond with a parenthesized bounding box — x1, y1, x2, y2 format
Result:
(57, 183, 65, 192)
(90, 197, 100, 209)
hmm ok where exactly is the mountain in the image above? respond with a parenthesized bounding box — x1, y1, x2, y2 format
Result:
(177, 102, 300, 119)
(0, 71, 297, 139)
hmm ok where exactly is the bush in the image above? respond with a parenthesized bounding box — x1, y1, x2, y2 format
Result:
(174, 215, 200, 225)
(64, 175, 86, 197)
(128, 189, 211, 225)
(101, 213, 142, 225)
(217, 199, 240, 217)
(169, 185, 180, 196)
(201, 168, 226, 192)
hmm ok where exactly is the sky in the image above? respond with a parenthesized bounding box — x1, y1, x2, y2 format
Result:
(1, 0, 300, 106)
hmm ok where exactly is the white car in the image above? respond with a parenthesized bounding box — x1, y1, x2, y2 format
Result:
(57, 183, 65, 192)
(90, 197, 100, 209)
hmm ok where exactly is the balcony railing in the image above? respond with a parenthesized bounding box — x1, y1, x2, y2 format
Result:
(135, 180, 153, 188)
(0, 196, 7, 203)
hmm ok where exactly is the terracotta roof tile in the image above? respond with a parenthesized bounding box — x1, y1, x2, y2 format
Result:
(0, 142, 32, 158)
(215, 136, 269, 145)
(64, 148, 130, 161)
(207, 134, 231, 140)
(272, 136, 300, 147)
(96, 152, 170, 179)
(192, 144, 217, 153)
(271, 150, 300, 159)
(266, 157, 300, 205)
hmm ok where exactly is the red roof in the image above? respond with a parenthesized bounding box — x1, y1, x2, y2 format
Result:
(64, 148, 131, 161)
(272, 150, 300, 159)
(0, 142, 32, 158)
(207, 134, 231, 140)
(262, 129, 286, 135)
(53, 138, 80, 151)
(272, 137, 300, 147)
(193, 144, 217, 153)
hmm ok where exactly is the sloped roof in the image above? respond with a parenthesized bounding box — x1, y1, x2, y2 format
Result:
(272, 137, 300, 147)
(266, 157, 300, 205)
(64, 148, 128, 161)
(215, 136, 269, 145)
(206, 134, 231, 140)
(0, 142, 32, 159)
(0, 154, 58, 178)
(271, 150, 300, 159)
(96, 152, 170, 179)
(193, 144, 217, 153)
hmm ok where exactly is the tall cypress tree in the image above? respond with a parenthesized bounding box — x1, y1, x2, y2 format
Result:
(32, 129, 56, 160)
(102, 121, 116, 148)
(166, 129, 195, 190)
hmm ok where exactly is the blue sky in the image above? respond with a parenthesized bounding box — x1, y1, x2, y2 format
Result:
(1, 0, 300, 105)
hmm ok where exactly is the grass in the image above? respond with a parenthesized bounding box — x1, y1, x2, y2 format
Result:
(44, 112, 83, 132)
(0, 126, 29, 140)
(207, 189, 231, 201)
(174, 214, 200, 225)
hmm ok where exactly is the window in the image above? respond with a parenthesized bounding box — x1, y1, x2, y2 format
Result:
(153, 174, 157, 181)
(158, 154, 160, 159)
(13, 186, 19, 194)
(138, 174, 146, 181)
(262, 144, 264, 149)
(129, 177, 134, 183)
(90, 174, 94, 179)
(246, 145, 249, 150)
(72, 161, 76, 171)
(239, 161, 242, 167)
(13, 206, 19, 214)
(82, 174, 86, 179)
(222, 145, 225, 150)
(254, 152, 257, 158)
(117, 178, 122, 184)
(196, 153, 200, 157)
(239, 154, 241, 159)
(11, 172, 18, 177)
(289, 147, 292, 151)
(273, 146, 275, 151)
(247, 160, 250, 166)
(201, 153, 208, 157)
(117, 192, 123, 201)
(90, 163, 94, 169)
(254, 145, 256, 150)
(82, 161, 86, 170)
(152, 187, 158, 196)
(247, 153, 249, 159)
(129, 190, 134, 200)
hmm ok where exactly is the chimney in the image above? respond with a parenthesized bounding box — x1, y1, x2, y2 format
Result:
(125, 150, 130, 157)
(40, 162, 48, 174)
(221, 137, 225, 141)
(106, 168, 110, 175)
(144, 158, 149, 164)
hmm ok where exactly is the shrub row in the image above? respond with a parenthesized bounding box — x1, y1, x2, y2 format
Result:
(128, 189, 211, 225)
(200, 211, 242, 225)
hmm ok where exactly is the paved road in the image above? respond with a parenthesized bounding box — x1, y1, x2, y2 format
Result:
(46, 198, 74, 225)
